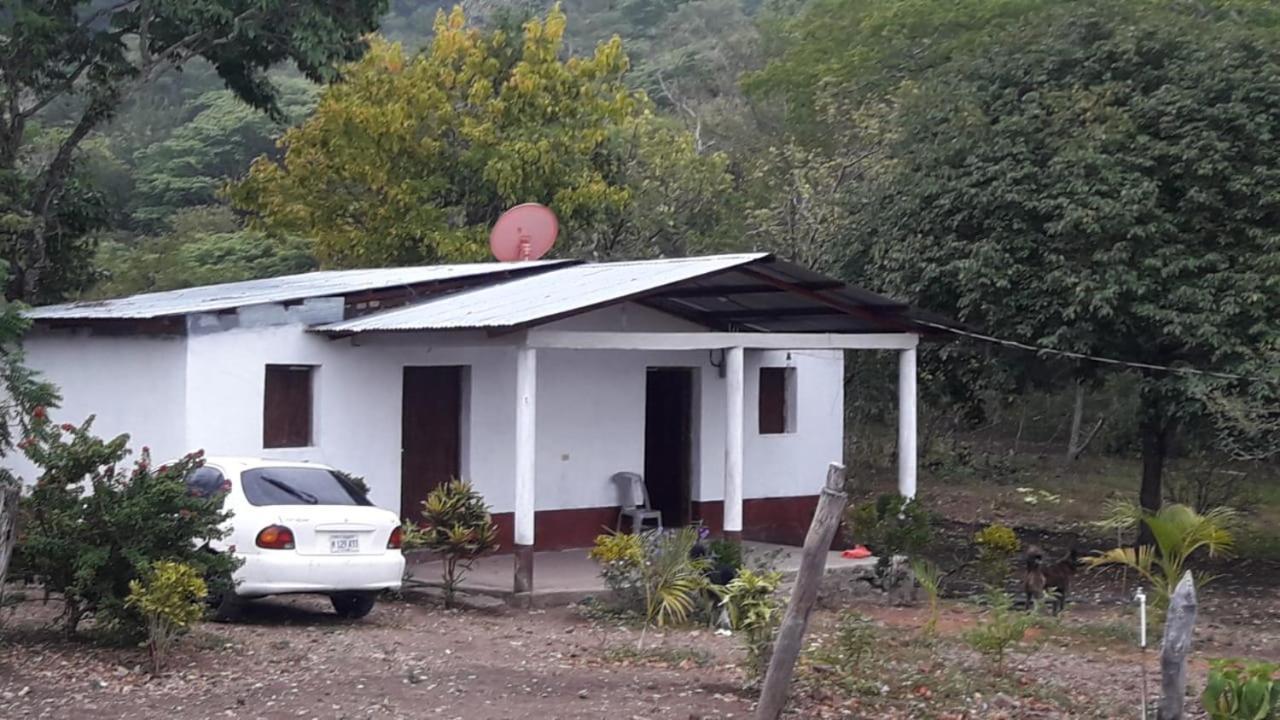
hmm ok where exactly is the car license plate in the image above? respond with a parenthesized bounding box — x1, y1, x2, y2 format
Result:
(329, 535, 359, 554)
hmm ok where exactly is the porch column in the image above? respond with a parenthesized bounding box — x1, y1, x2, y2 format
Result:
(724, 346, 745, 542)
(898, 347, 918, 499)
(514, 346, 537, 594)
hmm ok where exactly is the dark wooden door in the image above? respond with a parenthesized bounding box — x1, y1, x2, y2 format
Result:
(401, 366, 463, 521)
(643, 368, 694, 527)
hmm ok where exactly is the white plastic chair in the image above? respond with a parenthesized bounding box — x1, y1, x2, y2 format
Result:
(612, 471, 662, 533)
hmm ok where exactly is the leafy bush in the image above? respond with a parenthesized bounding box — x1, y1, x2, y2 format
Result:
(964, 591, 1035, 672)
(1202, 659, 1279, 720)
(827, 610, 876, 667)
(707, 538, 743, 571)
(846, 494, 932, 587)
(334, 470, 371, 497)
(588, 530, 646, 611)
(1166, 466, 1253, 514)
(126, 561, 208, 675)
(712, 568, 784, 682)
(17, 416, 235, 638)
(1089, 500, 1235, 620)
(589, 528, 714, 635)
(412, 480, 499, 608)
(803, 610, 880, 696)
(973, 523, 1020, 589)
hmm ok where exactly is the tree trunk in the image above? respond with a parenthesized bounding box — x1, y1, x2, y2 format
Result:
(1066, 379, 1085, 462)
(1157, 572, 1197, 720)
(0, 481, 19, 600)
(755, 462, 848, 720)
(1138, 402, 1170, 546)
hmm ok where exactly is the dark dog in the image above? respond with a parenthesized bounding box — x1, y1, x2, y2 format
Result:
(1023, 546, 1082, 614)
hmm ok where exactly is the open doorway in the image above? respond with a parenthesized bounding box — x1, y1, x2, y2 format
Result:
(644, 368, 696, 528)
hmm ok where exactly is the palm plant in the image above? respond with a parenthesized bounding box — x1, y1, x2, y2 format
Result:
(1089, 500, 1236, 617)
(638, 527, 710, 647)
(910, 558, 943, 638)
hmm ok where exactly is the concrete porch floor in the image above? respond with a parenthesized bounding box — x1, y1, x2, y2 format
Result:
(406, 541, 877, 606)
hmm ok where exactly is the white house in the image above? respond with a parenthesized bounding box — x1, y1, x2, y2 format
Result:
(13, 253, 930, 592)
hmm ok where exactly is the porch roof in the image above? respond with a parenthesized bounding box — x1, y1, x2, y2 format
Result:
(312, 253, 938, 336)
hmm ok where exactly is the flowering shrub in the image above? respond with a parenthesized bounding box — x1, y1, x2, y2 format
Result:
(126, 561, 208, 675)
(589, 530, 646, 610)
(17, 415, 235, 638)
(973, 523, 1021, 588)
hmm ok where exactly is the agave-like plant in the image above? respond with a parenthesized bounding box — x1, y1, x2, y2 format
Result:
(1089, 500, 1237, 616)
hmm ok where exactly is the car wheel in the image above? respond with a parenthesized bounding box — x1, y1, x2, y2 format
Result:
(330, 592, 377, 619)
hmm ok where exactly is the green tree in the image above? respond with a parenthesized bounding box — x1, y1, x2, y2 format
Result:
(89, 205, 316, 298)
(0, 0, 386, 301)
(130, 78, 318, 228)
(231, 6, 735, 266)
(826, 1, 1280, 516)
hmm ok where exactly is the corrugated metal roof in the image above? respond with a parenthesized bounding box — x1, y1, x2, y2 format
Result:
(26, 261, 569, 320)
(315, 254, 771, 332)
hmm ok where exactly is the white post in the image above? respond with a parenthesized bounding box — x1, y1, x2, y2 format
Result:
(513, 346, 537, 593)
(724, 346, 745, 541)
(897, 347, 918, 499)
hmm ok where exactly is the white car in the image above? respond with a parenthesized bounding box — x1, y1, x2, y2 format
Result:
(187, 457, 405, 619)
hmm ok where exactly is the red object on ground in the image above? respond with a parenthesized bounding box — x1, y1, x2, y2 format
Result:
(842, 545, 872, 559)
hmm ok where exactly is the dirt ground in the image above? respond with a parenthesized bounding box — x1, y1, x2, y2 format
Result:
(2, 569, 1278, 720)
(0, 594, 754, 720)
(4, 458, 1278, 720)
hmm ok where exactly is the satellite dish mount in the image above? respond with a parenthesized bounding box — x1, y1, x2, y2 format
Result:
(490, 203, 558, 262)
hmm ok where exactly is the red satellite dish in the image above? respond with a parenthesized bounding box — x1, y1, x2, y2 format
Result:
(489, 203, 558, 262)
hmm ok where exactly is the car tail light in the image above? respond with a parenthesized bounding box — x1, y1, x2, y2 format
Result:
(256, 525, 295, 550)
(388, 526, 403, 549)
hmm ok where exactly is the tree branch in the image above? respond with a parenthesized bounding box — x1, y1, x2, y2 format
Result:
(17, 56, 98, 120)
(656, 70, 707, 153)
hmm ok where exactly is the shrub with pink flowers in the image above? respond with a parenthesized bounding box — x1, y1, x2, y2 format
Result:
(17, 415, 235, 639)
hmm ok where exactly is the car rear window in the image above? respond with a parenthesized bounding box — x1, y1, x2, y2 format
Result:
(240, 467, 373, 507)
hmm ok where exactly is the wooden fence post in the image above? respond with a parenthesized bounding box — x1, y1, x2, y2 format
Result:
(1157, 571, 1197, 720)
(755, 462, 848, 720)
(0, 481, 19, 598)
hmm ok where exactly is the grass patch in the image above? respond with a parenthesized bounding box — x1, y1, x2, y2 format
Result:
(1236, 528, 1280, 563)
(1052, 619, 1135, 646)
(602, 644, 714, 668)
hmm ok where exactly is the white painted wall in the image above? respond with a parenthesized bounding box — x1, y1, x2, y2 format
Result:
(742, 349, 846, 500)
(183, 324, 518, 513)
(7, 301, 846, 519)
(7, 330, 188, 483)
